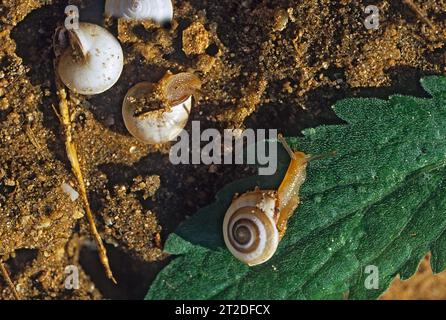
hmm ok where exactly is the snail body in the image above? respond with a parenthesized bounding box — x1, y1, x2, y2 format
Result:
(223, 138, 314, 266)
(56, 22, 124, 95)
(105, 0, 173, 23)
(122, 72, 201, 145)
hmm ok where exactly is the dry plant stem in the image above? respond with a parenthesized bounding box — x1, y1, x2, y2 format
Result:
(55, 79, 117, 284)
(0, 260, 20, 300)
(403, 0, 435, 30)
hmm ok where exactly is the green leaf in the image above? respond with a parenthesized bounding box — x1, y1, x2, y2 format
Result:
(146, 76, 446, 300)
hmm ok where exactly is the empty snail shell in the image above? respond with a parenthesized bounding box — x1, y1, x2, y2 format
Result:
(223, 136, 331, 266)
(105, 0, 173, 23)
(122, 72, 201, 145)
(56, 22, 124, 95)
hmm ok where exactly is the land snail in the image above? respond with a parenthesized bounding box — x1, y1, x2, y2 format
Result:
(105, 0, 174, 24)
(54, 22, 124, 95)
(223, 135, 336, 266)
(122, 72, 201, 145)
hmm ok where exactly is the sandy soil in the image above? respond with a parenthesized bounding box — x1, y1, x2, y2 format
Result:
(0, 0, 446, 299)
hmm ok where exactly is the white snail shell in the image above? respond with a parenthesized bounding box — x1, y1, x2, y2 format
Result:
(223, 190, 280, 266)
(122, 83, 191, 145)
(57, 23, 124, 95)
(122, 73, 200, 145)
(105, 0, 173, 23)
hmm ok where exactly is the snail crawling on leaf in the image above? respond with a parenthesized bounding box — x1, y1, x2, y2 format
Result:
(223, 135, 335, 266)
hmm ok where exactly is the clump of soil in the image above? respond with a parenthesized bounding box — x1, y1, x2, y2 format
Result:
(0, 0, 446, 299)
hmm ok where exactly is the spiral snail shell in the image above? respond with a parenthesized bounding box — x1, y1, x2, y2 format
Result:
(105, 0, 174, 23)
(223, 136, 329, 266)
(122, 72, 201, 145)
(56, 22, 124, 95)
(223, 190, 280, 266)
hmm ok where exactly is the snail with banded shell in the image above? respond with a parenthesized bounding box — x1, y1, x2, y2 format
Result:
(223, 135, 335, 266)
(122, 72, 201, 145)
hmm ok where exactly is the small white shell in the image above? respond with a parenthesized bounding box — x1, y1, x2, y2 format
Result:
(57, 23, 124, 95)
(105, 0, 173, 23)
(223, 190, 280, 266)
(122, 82, 192, 145)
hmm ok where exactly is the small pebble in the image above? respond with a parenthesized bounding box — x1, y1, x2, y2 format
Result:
(4, 178, 15, 187)
(61, 183, 79, 202)
(37, 218, 52, 229)
(73, 209, 85, 220)
(130, 146, 138, 154)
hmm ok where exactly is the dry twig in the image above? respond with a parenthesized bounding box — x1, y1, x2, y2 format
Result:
(54, 75, 116, 284)
(402, 0, 435, 30)
(0, 260, 20, 300)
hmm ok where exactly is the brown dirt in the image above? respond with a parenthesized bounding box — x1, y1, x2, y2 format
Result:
(0, 0, 445, 300)
(382, 254, 446, 300)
